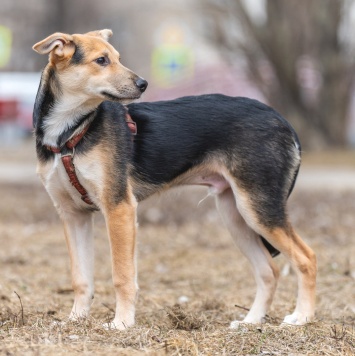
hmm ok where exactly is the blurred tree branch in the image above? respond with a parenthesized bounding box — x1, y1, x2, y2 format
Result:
(201, 0, 355, 148)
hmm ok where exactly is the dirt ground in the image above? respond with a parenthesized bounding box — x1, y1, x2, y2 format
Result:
(0, 140, 354, 355)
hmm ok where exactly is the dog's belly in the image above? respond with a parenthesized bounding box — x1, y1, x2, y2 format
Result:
(180, 172, 230, 194)
(133, 161, 232, 201)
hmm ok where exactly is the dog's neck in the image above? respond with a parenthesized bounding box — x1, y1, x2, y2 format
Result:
(34, 66, 102, 147)
(42, 93, 101, 147)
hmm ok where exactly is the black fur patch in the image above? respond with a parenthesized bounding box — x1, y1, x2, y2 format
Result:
(127, 94, 301, 257)
(128, 95, 299, 197)
(33, 68, 56, 129)
(33, 67, 57, 162)
(71, 45, 85, 65)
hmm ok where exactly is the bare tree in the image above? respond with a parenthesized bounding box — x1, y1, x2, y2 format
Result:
(201, 0, 355, 148)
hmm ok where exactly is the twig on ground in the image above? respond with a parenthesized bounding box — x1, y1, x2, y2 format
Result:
(14, 291, 25, 326)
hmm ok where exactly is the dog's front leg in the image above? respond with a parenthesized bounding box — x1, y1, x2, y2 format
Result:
(62, 210, 95, 321)
(103, 197, 138, 330)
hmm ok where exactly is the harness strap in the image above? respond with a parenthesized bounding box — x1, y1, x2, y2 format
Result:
(125, 111, 137, 136)
(61, 154, 95, 206)
(45, 124, 90, 153)
(44, 111, 136, 208)
(66, 124, 91, 149)
(46, 122, 98, 207)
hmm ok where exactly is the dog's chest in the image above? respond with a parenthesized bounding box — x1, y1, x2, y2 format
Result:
(37, 153, 104, 211)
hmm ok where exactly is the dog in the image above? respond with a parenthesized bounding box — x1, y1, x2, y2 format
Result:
(32, 29, 316, 329)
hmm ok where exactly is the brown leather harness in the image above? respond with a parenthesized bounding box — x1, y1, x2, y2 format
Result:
(45, 112, 137, 209)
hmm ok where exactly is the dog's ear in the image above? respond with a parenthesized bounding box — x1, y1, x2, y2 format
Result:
(85, 29, 113, 42)
(32, 33, 74, 57)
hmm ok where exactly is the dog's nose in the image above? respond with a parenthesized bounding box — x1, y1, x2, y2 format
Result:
(135, 78, 148, 92)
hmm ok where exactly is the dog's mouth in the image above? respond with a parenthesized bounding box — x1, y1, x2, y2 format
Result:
(101, 91, 141, 103)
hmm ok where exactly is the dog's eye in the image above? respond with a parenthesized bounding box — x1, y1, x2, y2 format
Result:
(95, 56, 109, 66)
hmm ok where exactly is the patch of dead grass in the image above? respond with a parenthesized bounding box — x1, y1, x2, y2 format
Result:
(0, 182, 354, 355)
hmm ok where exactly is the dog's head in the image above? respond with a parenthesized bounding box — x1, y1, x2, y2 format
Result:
(33, 30, 147, 104)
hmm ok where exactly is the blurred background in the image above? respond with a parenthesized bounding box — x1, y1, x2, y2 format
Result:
(0, 2, 354, 352)
(1, 0, 355, 149)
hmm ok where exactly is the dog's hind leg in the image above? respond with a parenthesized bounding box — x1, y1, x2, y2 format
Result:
(62, 210, 95, 320)
(216, 188, 279, 326)
(102, 192, 138, 330)
(227, 182, 317, 325)
(263, 226, 317, 325)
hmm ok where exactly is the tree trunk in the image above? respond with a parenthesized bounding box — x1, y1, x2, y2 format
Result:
(201, 0, 355, 148)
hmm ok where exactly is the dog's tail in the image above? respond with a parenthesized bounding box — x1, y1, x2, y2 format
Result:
(261, 137, 301, 258)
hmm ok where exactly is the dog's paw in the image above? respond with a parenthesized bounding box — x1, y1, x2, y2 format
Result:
(230, 320, 253, 328)
(50, 320, 67, 328)
(230, 314, 265, 329)
(230, 320, 253, 333)
(230, 320, 243, 329)
(282, 312, 313, 325)
(69, 309, 90, 322)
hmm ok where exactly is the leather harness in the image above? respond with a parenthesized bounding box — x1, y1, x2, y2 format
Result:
(45, 112, 137, 209)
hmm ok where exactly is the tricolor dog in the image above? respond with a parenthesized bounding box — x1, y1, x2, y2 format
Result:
(32, 30, 316, 329)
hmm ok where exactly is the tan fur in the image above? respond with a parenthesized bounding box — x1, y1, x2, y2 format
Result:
(60, 33, 139, 103)
(103, 187, 138, 329)
(263, 226, 317, 324)
(233, 220, 317, 326)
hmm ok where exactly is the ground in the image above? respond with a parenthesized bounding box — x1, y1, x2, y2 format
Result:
(0, 140, 354, 355)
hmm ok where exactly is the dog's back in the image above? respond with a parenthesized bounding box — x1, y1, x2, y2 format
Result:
(128, 94, 300, 204)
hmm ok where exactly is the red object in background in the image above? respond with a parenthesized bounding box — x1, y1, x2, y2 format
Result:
(0, 99, 18, 123)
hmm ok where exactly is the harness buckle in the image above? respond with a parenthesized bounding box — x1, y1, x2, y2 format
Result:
(60, 147, 75, 159)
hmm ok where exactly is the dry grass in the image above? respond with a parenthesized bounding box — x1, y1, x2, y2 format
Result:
(0, 144, 354, 355)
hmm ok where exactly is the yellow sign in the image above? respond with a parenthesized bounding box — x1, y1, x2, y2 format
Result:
(0, 26, 12, 68)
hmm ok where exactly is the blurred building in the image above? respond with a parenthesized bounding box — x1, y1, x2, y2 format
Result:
(0, 0, 254, 88)
(0, 0, 354, 145)
(0, 0, 261, 136)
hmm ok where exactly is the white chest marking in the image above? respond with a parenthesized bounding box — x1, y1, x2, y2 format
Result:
(37, 154, 104, 212)
(42, 94, 100, 147)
